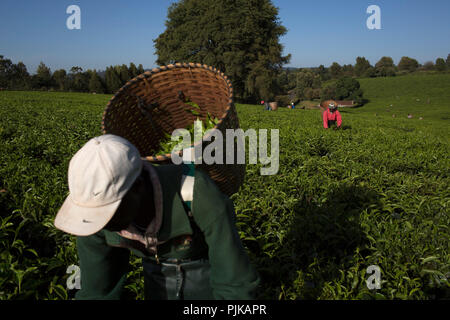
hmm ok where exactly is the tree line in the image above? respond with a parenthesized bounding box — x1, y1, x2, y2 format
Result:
(274, 54, 450, 106)
(1, 52, 448, 103)
(0, 55, 145, 94)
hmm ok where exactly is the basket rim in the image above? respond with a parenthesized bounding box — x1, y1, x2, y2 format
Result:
(101, 62, 235, 163)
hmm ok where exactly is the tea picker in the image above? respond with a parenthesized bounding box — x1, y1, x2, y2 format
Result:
(54, 64, 260, 300)
(322, 101, 342, 129)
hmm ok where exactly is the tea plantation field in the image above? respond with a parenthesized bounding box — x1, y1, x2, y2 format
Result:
(0, 73, 449, 299)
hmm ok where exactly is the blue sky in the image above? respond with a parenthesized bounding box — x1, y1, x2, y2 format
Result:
(1, 0, 449, 74)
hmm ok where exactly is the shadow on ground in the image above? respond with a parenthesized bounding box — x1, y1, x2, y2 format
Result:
(252, 183, 381, 299)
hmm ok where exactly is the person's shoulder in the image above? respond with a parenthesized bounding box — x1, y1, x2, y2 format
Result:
(194, 167, 224, 198)
(192, 167, 232, 225)
(152, 163, 183, 177)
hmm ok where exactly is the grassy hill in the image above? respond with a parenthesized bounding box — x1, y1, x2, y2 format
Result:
(357, 73, 450, 122)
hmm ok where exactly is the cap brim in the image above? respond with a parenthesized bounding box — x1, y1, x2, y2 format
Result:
(54, 195, 121, 236)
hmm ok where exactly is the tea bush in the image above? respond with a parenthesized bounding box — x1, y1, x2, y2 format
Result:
(0, 73, 449, 299)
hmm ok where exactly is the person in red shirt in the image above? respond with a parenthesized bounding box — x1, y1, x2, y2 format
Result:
(323, 102, 342, 129)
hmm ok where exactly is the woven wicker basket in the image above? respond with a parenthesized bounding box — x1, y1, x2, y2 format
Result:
(269, 102, 278, 111)
(102, 62, 245, 197)
(320, 99, 337, 113)
(320, 100, 337, 108)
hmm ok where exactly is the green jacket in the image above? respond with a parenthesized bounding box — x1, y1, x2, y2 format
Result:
(75, 163, 260, 300)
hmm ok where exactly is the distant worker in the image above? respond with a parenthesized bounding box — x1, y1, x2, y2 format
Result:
(290, 102, 295, 109)
(322, 102, 342, 129)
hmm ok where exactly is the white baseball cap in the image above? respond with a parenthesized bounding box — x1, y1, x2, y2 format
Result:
(54, 134, 143, 236)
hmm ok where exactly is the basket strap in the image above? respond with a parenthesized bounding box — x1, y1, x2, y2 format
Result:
(182, 147, 195, 163)
(180, 175, 194, 204)
(180, 162, 195, 213)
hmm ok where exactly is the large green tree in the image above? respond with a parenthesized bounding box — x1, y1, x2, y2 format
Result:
(423, 61, 434, 71)
(398, 56, 419, 72)
(375, 56, 395, 69)
(320, 83, 336, 101)
(105, 66, 123, 93)
(329, 62, 342, 78)
(154, 0, 290, 102)
(4, 60, 30, 89)
(119, 64, 131, 83)
(375, 56, 396, 77)
(34, 62, 53, 89)
(317, 64, 330, 81)
(89, 70, 105, 93)
(342, 64, 354, 77)
(137, 64, 145, 75)
(435, 58, 446, 72)
(52, 69, 67, 91)
(129, 62, 139, 78)
(321, 77, 363, 104)
(335, 77, 363, 104)
(295, 71, 321, 100)
(69, 66, 90, 92)
(0, 55, 14, 88)
(354, 57, 371, 77)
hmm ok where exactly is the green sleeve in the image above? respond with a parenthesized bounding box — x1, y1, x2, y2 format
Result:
(193, 171, 260, 299)
(75, 230, 130, 300)
(205, 202, 260, 299)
